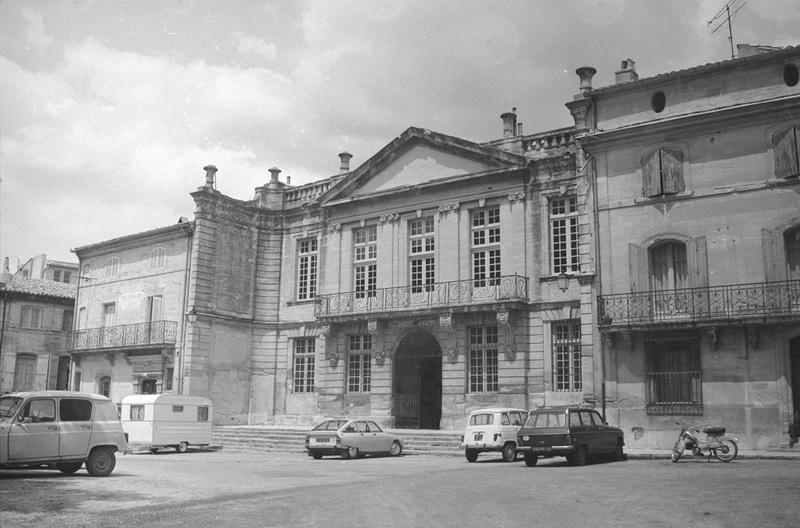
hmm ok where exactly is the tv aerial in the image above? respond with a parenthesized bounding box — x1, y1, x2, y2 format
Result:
(708, 0, 748, 59)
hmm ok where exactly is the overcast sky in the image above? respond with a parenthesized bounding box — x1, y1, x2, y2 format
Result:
(1, 0, 798, 266)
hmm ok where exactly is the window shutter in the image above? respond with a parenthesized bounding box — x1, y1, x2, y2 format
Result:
(628, 243, 649, 292)
(686, 236, 708, 288)
(773, 127, 799, 179)
(661, 148, 685, 194)
(761, 228, 787, 282)
(641, 150, 661, 197)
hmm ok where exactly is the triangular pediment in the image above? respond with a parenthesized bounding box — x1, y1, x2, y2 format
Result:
(322, 127, 526, 204)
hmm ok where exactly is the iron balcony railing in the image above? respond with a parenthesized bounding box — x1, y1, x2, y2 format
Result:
(315, 275, 529, 318)
(67, 320, 178, 351)
(599, 279, 800, 327)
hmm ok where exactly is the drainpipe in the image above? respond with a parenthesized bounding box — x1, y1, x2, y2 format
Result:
(178, 224, 194, 394)
(0, 290, 8, 391)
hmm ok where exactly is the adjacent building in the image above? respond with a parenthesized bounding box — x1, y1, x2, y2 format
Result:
(0, 260, 75, 393)
(15, 254, 78, 284)
(575, 45, 800, 449)
(68, 220, 193, 401)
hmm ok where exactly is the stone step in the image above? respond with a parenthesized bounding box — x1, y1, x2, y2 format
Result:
(212, 426, 464, 456)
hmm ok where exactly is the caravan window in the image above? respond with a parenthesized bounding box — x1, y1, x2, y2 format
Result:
(130, 405, 144, 421)
(172, 405, 184, 413)
(197, 406, 209, 421)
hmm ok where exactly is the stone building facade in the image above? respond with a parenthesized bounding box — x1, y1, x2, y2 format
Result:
(0, 264, 75, 394)
(182, 124, 596, 428)
(69, 221, 193, 401)
(574, 45, 800, 449)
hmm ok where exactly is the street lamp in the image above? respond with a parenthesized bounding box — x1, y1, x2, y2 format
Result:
(186, 306, 197, 323)
(557, 272, 570, 292)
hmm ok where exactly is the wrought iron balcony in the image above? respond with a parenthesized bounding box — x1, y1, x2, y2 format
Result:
(315, 275, 529, 319)
(599, 279, 800, 328)
(67, 321, 178, 352)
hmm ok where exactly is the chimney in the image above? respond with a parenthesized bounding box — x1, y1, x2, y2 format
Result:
(501, 107, 518, 138)
(576, 66, 597, 93)
(339, 152, 353, 173)
(268, 167, 281, 183)
(615, 59, 638, 84)
(1, 257, 12, 285)
(203, 165, 218, 188)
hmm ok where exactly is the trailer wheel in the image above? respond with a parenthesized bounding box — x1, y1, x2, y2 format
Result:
(177, 441, 189, 453)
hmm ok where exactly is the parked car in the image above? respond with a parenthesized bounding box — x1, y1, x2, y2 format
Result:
(461, 408, 527, 462)
(305, 419, 403, 459)
(0, 390, 128, 476)
(516, 406, 624, 466)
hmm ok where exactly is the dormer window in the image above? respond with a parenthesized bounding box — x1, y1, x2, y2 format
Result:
(642, 148, 684, 197)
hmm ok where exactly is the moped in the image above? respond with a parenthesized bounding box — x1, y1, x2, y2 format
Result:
(671, 423, 738, 462)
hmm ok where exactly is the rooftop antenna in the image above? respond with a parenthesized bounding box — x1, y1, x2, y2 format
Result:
(708, 0, 747, 60)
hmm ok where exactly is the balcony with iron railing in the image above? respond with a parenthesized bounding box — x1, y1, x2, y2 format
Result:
(67, 321, 178, 352)
(315, 275, 529, 320)
(598, 279, 800, 328)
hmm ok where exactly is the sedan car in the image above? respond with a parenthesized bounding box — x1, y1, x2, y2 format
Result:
(305, 419, 403, 459)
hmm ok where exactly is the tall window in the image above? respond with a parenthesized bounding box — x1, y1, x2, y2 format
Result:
(550, 196, 580, 274)
(786, 227, 800, 280)
(347, 335, 372, 392)
(99, 376, 111, 397)
(773, 125, 800, 178)
(409, 217, 435, 293)
(650, 242, 687, 291)
(293, 338, 316, 393)
(62, 310, 74, 332)
(164, 367, 174, 391)
(105, 256, 119, 277)
(468, 326, 498, 393)
(63, 271, 72, 283)
(645, 338, 702, 415)
(642, 147, 684, 197)
(81, 264, 92, 283)
(20, 306, 42, 329)
(53, 269, 62, 282)
(553, 320, 581, 391)
(297, 237, 318, 300)
(471, 207, 501, 287)
(13, 354, 37, 391)
(353, 226, 377, 298)
(151, 247, 166, 269)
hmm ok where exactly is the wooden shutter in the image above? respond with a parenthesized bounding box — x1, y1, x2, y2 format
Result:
(686, 236, 709, 288)
(762, 228, 788, 282)
(629, 243, 650, 292)
(641, 150, 661, 197)
(661, 148, 685, 194)
(773, 127, 799, 179)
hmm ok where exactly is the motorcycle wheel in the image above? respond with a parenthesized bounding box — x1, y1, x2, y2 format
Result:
(671, 439, 684, 463)
(713, 439, 738, 462)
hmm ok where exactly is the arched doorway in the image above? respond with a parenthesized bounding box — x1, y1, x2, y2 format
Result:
(392, 329, 442, 429)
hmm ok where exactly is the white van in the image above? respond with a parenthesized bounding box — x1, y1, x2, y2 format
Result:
(120, 394, 213, 453)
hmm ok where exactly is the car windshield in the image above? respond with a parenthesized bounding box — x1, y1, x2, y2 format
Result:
(312, 419, 349, 431)
(0, 397, 23, 421)
(524, 412, 566, 428)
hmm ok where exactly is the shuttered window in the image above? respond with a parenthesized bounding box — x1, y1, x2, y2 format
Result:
(645, 338, 702, 415)
(642, 148, 684, 197)
(773, 126, 800, 178)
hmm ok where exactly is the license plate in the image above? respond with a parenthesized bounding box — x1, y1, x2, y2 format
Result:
(314, 438, 331, 443)
(474, 433, 483, 441)
(530, 447, 547, 453)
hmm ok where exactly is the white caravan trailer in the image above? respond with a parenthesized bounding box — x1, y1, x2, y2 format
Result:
(120, 394, 213, 453)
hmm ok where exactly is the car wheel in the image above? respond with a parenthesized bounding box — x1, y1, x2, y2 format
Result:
(501, 443, 516, 462)
(149, 448, 159, 454)
(86, 447, 116, 477)
(671, 440, 684, 463)
(312, 454, 323, 460)
(346, 446, 359, 459)
(524, 453, 538, 467)
(56, 462, 83, 475)
(177, 442, 189, 453)
(465, 448, 479, 462)
(612, 439, 625, 462)
(568, 446, 587, 466)
(390, 440, 403, 457)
